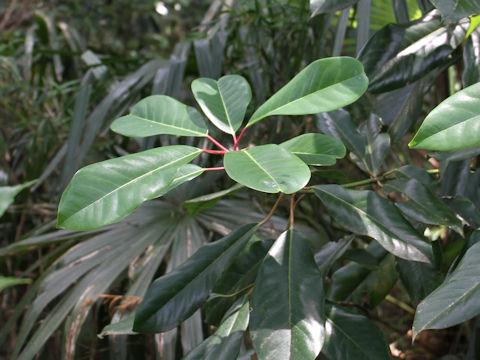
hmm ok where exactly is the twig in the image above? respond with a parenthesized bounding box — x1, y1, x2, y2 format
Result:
(259, 193, 284, 226)
(288, 194, 295, 229)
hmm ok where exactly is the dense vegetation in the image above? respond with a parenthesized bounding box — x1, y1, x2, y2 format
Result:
(1, 0, 480, 359)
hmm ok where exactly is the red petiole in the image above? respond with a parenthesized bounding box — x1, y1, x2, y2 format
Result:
(206, 135, 229, 152)
(202, 149, 227, 155)
(204, 166, 225, 171)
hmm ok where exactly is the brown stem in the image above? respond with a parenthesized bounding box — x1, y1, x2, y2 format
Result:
(259, 193, 284, 226)
(288, 194, 296, 229)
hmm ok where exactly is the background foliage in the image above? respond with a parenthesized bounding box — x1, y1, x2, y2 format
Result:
(1, 0, 480, 359)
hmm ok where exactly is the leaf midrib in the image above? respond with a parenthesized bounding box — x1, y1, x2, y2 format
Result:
(327, 317, 373, 358)
(146, 224, 256, 322)
(251, 71, 363, 123)
(413, 114, 480, 146)
(62, 150, 200, 224)
(127, 114, 207, 136)
(242, 150, 282, 190)
(419, 276, 480, 332)
(216, 82, 235, 133)
(315, 186, 427, 259)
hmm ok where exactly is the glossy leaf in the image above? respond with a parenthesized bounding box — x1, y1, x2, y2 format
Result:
(110, 95, 208, 137)
(280, 133, 346, 166)
(184, 296, 250, 360)
(413, 241, 480, 339)
(205, 236, 273, 326)
(133, 224, 257, 333)
(247, 57, 368, 127)
(327, 243, 398, 308)
(314, 185, 432, 262)
(314, 236, 353, 275)
(463, 26, 480, 87)
(323, 306, 392, 360)
(358, 11, 469, 93)
(0, 180, 36, 218)
(191, 75, 251, 134)
(383, 178, 463, 233)
(98, 315, 136, 338)
(57, 146, 201, 230)
(224, 144, 311, 194)
(250, 230, 325, 360)
(396, 258, 441, 303)
(431, 0, 480, 21)
(409, 82, 480, 150)
(316, 109, 365, 158)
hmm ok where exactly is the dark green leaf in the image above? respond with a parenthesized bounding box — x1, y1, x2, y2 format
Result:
(396, 258, 441, 303)
(358, 12, 469, 93)
(444, 196, 480, 228)
(224, 144, 311, 194)
(316, 109, 365, 158)
(250, 229, 325, 360)
(431, 0, 480, 21)
(280, 133, 346, 166)
(413, 241, 480, 339)
(110, 95, 208, 138)
(191, 75, 251, 134)
(133, 224, 257, 333)
(463, 26, 480, 87)
(314, 236, 353, 275)
(383, 177, 463, 234)
(314, 185, 432, 262)
(328, 243, 398, 308)
(57, 146, 201, 230)
(205, 236, 273, 326)
(323, 306, 392, 360)
(409, 82, 480, 150)
(247, 57, 368, 127)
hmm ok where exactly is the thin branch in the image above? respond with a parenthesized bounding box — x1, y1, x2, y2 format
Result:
(206, 135, 229, 152)
(259, 193, 284, 226)
(234, 127, 248, 150)
(204, 166, 225, 172)
(202, 149, 227, 155)
(288, 194, 295, 229)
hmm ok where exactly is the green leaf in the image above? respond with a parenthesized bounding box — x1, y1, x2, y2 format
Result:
(0, 180, 36, 218)
(383, 177, 463, 234)
(413, 241, 480, 339)
(316, 109, 365, 158)
(358, 12, 469, 93)
(328, 243, 398, 308)
(184, 296, 250, 360)
(280, 133, 346, 166)
(250, 229, 325, 360)
(396, 258, 441, 303)
(323, 306, 392, 360)
(314, 236, 353, 275)
(57, 146, 201, 230)
(133, 223, 257, 333)
(247, 57, 368, 127)
(98, 315, 137, 338)
(110, 95, 208, 137)
(313, 185, 432, 263)
(183, 183, 244, 216)
(191, 75, 251, 134)
(409, 82, 480, 150)
(224, 144, 311, 194)
(205, 236, 273, 326)
(463, 26, 480, 87)
(0, 276, 32, 292)
(431, 0, 480, 21)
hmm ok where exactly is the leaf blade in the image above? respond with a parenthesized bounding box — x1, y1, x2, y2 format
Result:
(247, 57, 368, 127)
(110, 95, 208, 137)
(133, 223, 257, 333)
(57, 146, 201, 230)
(224, 144, 311, 194)
(192, 75, 251, 134)
(250, 229, 325, 360)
